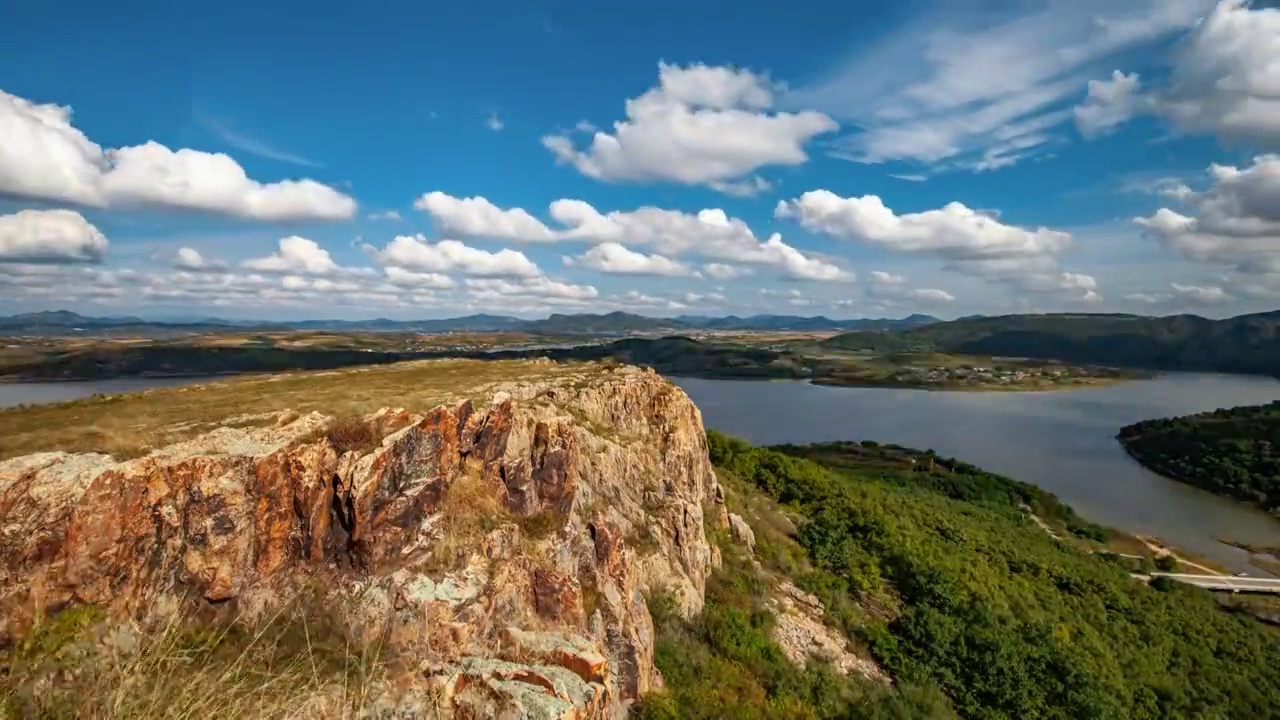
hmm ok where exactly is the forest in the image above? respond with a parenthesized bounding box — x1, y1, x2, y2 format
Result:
(637, 432, 1280, 719)
(1117, 401, 1280, 514)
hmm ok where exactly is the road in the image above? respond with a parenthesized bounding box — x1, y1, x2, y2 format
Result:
(1149, 572, 1280, 594)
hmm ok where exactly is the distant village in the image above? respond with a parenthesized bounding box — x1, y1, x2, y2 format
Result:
(889, 364, 1084, 386)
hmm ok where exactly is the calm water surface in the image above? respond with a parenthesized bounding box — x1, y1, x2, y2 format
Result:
(672, 373, 1280, 575)
(0, 377, 209, 409)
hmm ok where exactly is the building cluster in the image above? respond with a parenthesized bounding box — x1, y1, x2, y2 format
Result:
(890, 365, 1074, 385)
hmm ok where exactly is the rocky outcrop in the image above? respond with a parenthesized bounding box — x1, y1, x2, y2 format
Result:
(0, 363, 721, 718)
(767, 580, 889, 684)
(727, 512, 756, 554)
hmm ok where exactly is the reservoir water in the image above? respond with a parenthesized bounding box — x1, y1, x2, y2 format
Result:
(672, 373, 1280, 575)
(3, 372, 1279, 574)
(0, 377, 209, 409)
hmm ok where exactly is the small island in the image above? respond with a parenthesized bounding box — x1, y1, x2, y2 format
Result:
(1117, 402, 1280, 517)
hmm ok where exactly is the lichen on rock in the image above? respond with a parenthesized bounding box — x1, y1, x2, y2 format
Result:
(0, 362, 721, 718)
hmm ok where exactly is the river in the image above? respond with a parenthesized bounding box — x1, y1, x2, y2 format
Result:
(4, 372, 1279, 575)
(671, 373, 1280, 576)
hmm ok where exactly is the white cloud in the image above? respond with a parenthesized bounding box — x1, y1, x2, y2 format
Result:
(1172, 282, 1233, 304)
(1077, 1, 1280, 148)
(793, 0, 1216, 171)
(415, 192, 852, 282)
(465, 276, 597, 302)
(865, 269, 955, 305)
(1134, 155, 1280, 273)
(415, 191, 557, 242)
(367, 234, 540, 278)
(243, 236, 344, 275)
(870, 270, 905, 285)
(382, 266, 457, 289)
(778, 189, 1097, 299)
(0, 209, 108, 264)
(487, 113, 505, 131)
(542, 62, 837, 192)
(1123, 291, 1173, 304)
(703, 262, 752, 280)
(0, 88, 356, 222)
(172, 246, 227, 272)
(908, 288, 956, 304)
(368, 210, 402, 221)
(564, 242, 692, 276)
(776, 190, 1070, 261)
(1073, 71, 1143, 137)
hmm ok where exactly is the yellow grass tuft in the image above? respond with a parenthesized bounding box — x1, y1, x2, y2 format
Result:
(2, 599, 394, 719)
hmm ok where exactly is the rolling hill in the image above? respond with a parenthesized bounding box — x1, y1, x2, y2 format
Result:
(0, 310, 940, 337)
(822, 311, 1280, 376)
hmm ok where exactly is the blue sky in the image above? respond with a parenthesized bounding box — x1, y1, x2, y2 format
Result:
(1, 0, 1277, 320)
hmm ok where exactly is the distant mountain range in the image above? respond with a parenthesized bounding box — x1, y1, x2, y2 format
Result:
(822, 311, 1280, 376)
(0, 310, 942, 337)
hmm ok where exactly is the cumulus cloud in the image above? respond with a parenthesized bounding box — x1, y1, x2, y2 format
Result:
(703, 262, 753, 280)
(542, 62, 836, 193)
(564, 242, 692, 276)
(0, 263, 413, 311)
(1077, 1, 1280, 148)
(172, 246, 227, 272)
(416, 192, 852, 282)
(866, 269, 955, 305)
(464, 276, 598, 302)
(777, 189, 1095, 298)
(793, 0, 1215, 171)
(0, 88, 355, 221)
(776, 190, 1070, 260)
(366, 234, 541, 278)
(1134, 155, 1280, 273)
(368, 210, 402, 221)
(415, 192, 557, 242)
(243, 236, 344, 275)
(1073, 71, 1143, 137)
(0, 209, 108, 264)
(486, 113, 504, 132)
(382, 266, 457, 289)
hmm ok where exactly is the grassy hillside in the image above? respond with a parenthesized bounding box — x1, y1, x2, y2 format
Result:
(638, 432, 1280, 719)
(822, 312, 1280, 376)
(1118, 402, 1280, 514)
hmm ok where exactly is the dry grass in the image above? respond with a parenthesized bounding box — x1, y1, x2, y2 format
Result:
(1, 599, 394, 719)
(0, 359, 596, 462)
(324, 417, 382, 455)
(422, 459, 512, 574)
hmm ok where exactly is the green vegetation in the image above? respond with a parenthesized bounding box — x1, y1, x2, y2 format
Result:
(1117, 401, 1280, 514)
(636, 548, 956, 719)
(822, 311, 1280, 377)
(684, 431, 1280, 720)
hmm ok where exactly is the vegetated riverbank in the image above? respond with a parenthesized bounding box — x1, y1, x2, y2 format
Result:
(1116, 402, 1280, 518)
(636, 431, 1280, 718)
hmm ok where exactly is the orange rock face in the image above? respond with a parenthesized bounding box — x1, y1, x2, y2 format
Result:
(0, 364, 722, 718)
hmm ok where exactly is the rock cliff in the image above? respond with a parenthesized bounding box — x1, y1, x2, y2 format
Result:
(0, 362, 725, 718)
